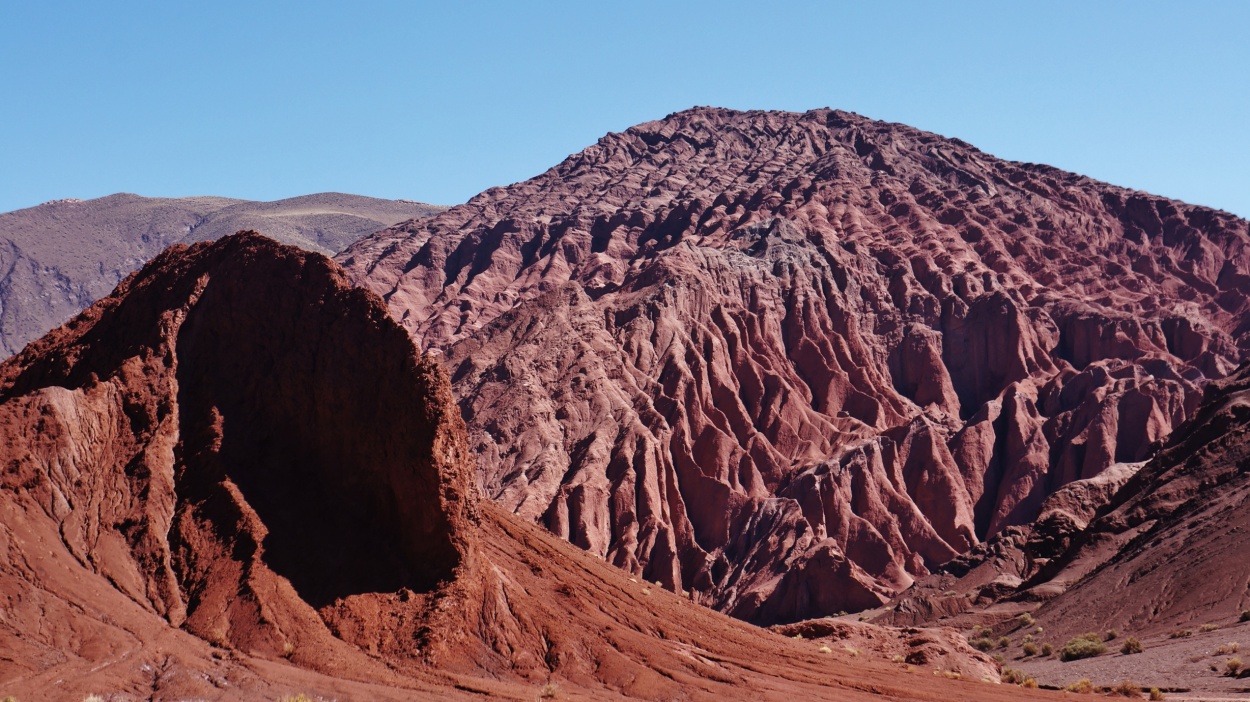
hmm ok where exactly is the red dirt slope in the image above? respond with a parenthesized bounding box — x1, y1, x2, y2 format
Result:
(338, 106, 1250, 623)
(0, 233, 1053, 700)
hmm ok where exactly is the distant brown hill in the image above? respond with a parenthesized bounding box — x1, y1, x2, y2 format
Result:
(338, 106, 1250, 625)
(0, 192, 443, 356)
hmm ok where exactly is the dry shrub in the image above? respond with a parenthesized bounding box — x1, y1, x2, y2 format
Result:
(1108, 680, 1141, 697)
(1064, 678, 1094, 693)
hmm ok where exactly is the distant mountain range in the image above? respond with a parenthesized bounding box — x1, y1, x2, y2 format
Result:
(0, 192, 443, 356)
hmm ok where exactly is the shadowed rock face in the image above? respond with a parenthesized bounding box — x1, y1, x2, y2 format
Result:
(338, 106, 1250, 624)
(0, 232, 475, 663)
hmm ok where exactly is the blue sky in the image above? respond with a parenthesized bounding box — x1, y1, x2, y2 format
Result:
(2, 1, 1248, 217)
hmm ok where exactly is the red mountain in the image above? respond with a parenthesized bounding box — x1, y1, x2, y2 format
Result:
(338, 107, 1250, 624)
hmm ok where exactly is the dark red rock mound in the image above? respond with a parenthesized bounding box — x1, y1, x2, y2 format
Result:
(338, 106, 1250, 623)
(0, 232, 1050, 700)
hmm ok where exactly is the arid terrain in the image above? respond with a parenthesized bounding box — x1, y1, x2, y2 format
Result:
(0, 233, 1056, 700)
(0, 192, 442, 357)
(2, 106, 1249, 700)
(338, 107, 1250, 626)
(878, 361, 1250, 696)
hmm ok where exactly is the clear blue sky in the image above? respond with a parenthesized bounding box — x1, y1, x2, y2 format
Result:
(2, 1, 1248, 217)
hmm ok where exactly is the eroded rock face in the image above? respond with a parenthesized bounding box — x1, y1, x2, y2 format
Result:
(0, 231, 1051, 701)
(338, 107, 1250, 624)
(881, 361, 1250, 660)
(0, 232, 476, 672)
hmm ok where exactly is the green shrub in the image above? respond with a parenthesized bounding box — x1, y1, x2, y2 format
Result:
(997, 636, 1010, 649)
(1060, 633, 1107, 661)
(1022, 641, 1038, 656)
(1041, 642, 1053, 656)
(1017, 612, 1035, 626)
(1149, 688, 1165, 701)
(972, 637, 994, 652)
(1121, 636, 1144, 654)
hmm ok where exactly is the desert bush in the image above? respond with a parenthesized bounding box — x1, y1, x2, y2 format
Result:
(997, 636, 1010, 649)
(1149, 689, 1165, 701)
(1214, 642, 1240, 655)
(1017, 612, 1035, 626)
(280, 696, 314, 702)
(1063, 677, 1094, 693)
(1104, 629, 1118, 641)
(818, 645, 832, 653)
(991, 653, 1005, 664)
(1201, 623, 1220, 632)
(1227, 657, 1244, 676)
(1022, 642, 1038, 656)
(1168, 629, 1193, 639)
(538, 682, 560, 699)
(1001, 667, 1037, 687)
(1108, 680, 1140, 697)
(1241, 610, 1250, 623)
(1041, 642, 1053, 656)
(972, 637, 994, 652)
(1121, 636, 1144, 654)
(1060, 633, 1107, 661)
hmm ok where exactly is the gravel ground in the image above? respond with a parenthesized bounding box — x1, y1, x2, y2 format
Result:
(1009, 619, 1250, 699)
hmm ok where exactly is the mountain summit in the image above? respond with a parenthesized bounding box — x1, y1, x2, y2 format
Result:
(339, 107, 1250, 624)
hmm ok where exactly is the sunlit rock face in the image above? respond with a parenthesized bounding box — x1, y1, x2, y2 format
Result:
(339, 106, 1250, 624)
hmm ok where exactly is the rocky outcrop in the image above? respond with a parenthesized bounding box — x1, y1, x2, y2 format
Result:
(338, 107, 1250, 624)
(0, 232, 474, 677)
(0, 232, 1045, 701)
(0, 192, 442, 356)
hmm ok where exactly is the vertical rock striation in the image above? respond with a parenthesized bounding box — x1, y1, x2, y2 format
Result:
(339, 107, 1250, 623)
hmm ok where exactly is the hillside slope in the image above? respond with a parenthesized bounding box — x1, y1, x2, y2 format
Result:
(0, 233, 1045, 700)
(339, 106, 1250, 624)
